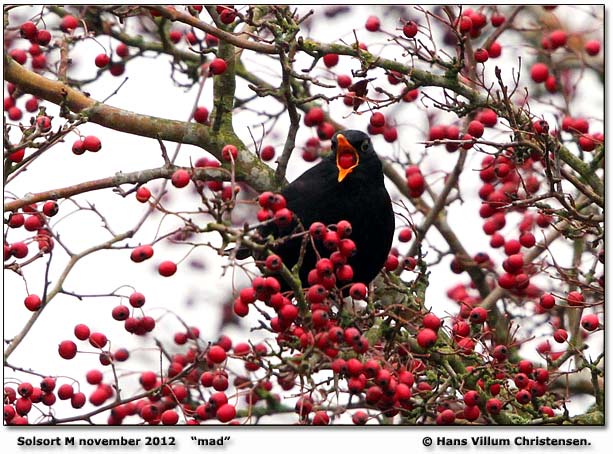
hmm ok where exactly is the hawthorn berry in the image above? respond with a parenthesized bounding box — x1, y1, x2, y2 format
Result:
(112, 305, 130, 321)
(209, 58, 227, 75)
(171, 169, 191, 188)
(194, 106, 209, 124)
(349, 282, 367, 300)
(94, 53, 110, 68)
(515, 389, 531, 405)
(530, 63, 549, 83)
(403, 20, 418, 38)
(24, 294, 42, 311)
(158, 260, 177, 277)
(323, 53, 339, 67)
(585, 39, 601, 56)
(161, 409, 179, 425)
(416, 328, 437, 349)
(82, 135, 102, 152)
(260, 145, 275, 161)
(581, 314, 599, 331)
(60, 15, 79, 32)
(423, 313, 441, 331)
(135, 186, 151, 203)
(474, 48, 489, 63)
(437, 409, 455, 425)
(469, 307, 487, 324)
(486, 398, 502, 414)
(207, 345, 227, 363)
(365, 15, 380, 32)
(89, 332, 108, 349)
(567, 291, 584, 306)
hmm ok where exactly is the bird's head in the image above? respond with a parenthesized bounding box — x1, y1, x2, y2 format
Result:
(331, 130, 380, 183)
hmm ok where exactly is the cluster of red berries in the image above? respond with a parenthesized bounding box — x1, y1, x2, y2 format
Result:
(455, 8, 488, 37)
(560, 116, 603, 152)
(4, 82, 40, 122)
(71, 135, 102, 154)
(367, 111, 398, 143)
(303, 107, 336, 142)
(5, 201, 58, 278)
(4, 376, 89, 425)
(405, 165, 425, 198)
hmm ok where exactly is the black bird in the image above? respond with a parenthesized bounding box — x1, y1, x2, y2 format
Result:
(240, 130, 395, 288)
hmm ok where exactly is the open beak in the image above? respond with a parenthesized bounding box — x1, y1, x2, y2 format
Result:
(336, 134, 359, 182)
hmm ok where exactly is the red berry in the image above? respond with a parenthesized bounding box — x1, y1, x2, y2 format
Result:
(8, 213, 24, 228)
(403, 20, 418, 38)
(578, 135, 596, 152)
(486, 398, 502, 414)
(437, 409, 455, 424)
(208, 345, 227, 363)
(24, 294, 42, 311)
(337, 74, 352, 88)
(74, 324, 90, 340)
(210, 58, 227, 75)
(539, 293, 555, 309)
(171, 169, 191, 188)
(530, 63, 549, 83)
(365, 15, 380, 32)
(94, 54, 110, 68)
(464, 390, 481, 407)
(469, 307, 488, 324)
(194, 106, 209, 124)
(423, 313, 441, 331)
(519, 232, 536, 248)
(86, 369, 103, 385)
(35, 29, 51, 46)
(370, 112, 385, 128)
(161, 409, 179, 425)
(474, 48, 489, 63)
(130, 244, 154, 263)
(58, 340, 77, 359)
(416, 328, 437, 349)
(516, 389, 531, 404)
(479, 108, 498, 127)
(221, 144, 238, 161)
(349, 283, 367, 300)
(584, 39, 601, 56)
(109, 62, 125, 76)
(260, 145, 275, 161)
(116, 43, 129, 58)
(136, 187, 151, 203)
(322, 53, 339, 67)
(304, 107, 325, 126)
(216, 403, 236, 423)
(20, 21, 38, 40)
(8, 106, 23, 120)
(70, 392, 86, 409)
(467, 120, 484, 138)
(24, 97, 39, 112)
(548, 30, 567, 49)
(567, 291, 584, 306)
(490, 14, 505, 27)
(89, 332, 108, 349)
(581, 314, 599, 331)
(60, 15, 79, 32)
(83, 135, 102, 152)
(158, 260, 177, 277)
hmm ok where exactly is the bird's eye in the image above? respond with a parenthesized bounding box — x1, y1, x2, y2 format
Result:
(360, 140, 370, 152)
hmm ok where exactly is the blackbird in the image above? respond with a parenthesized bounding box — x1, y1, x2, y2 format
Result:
(239, 129, 395, 288)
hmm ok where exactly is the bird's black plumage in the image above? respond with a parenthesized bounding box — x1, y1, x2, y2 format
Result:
(243, 130, 394, 288)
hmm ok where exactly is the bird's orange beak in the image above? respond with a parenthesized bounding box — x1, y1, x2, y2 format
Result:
(336, 134, 359, 182)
